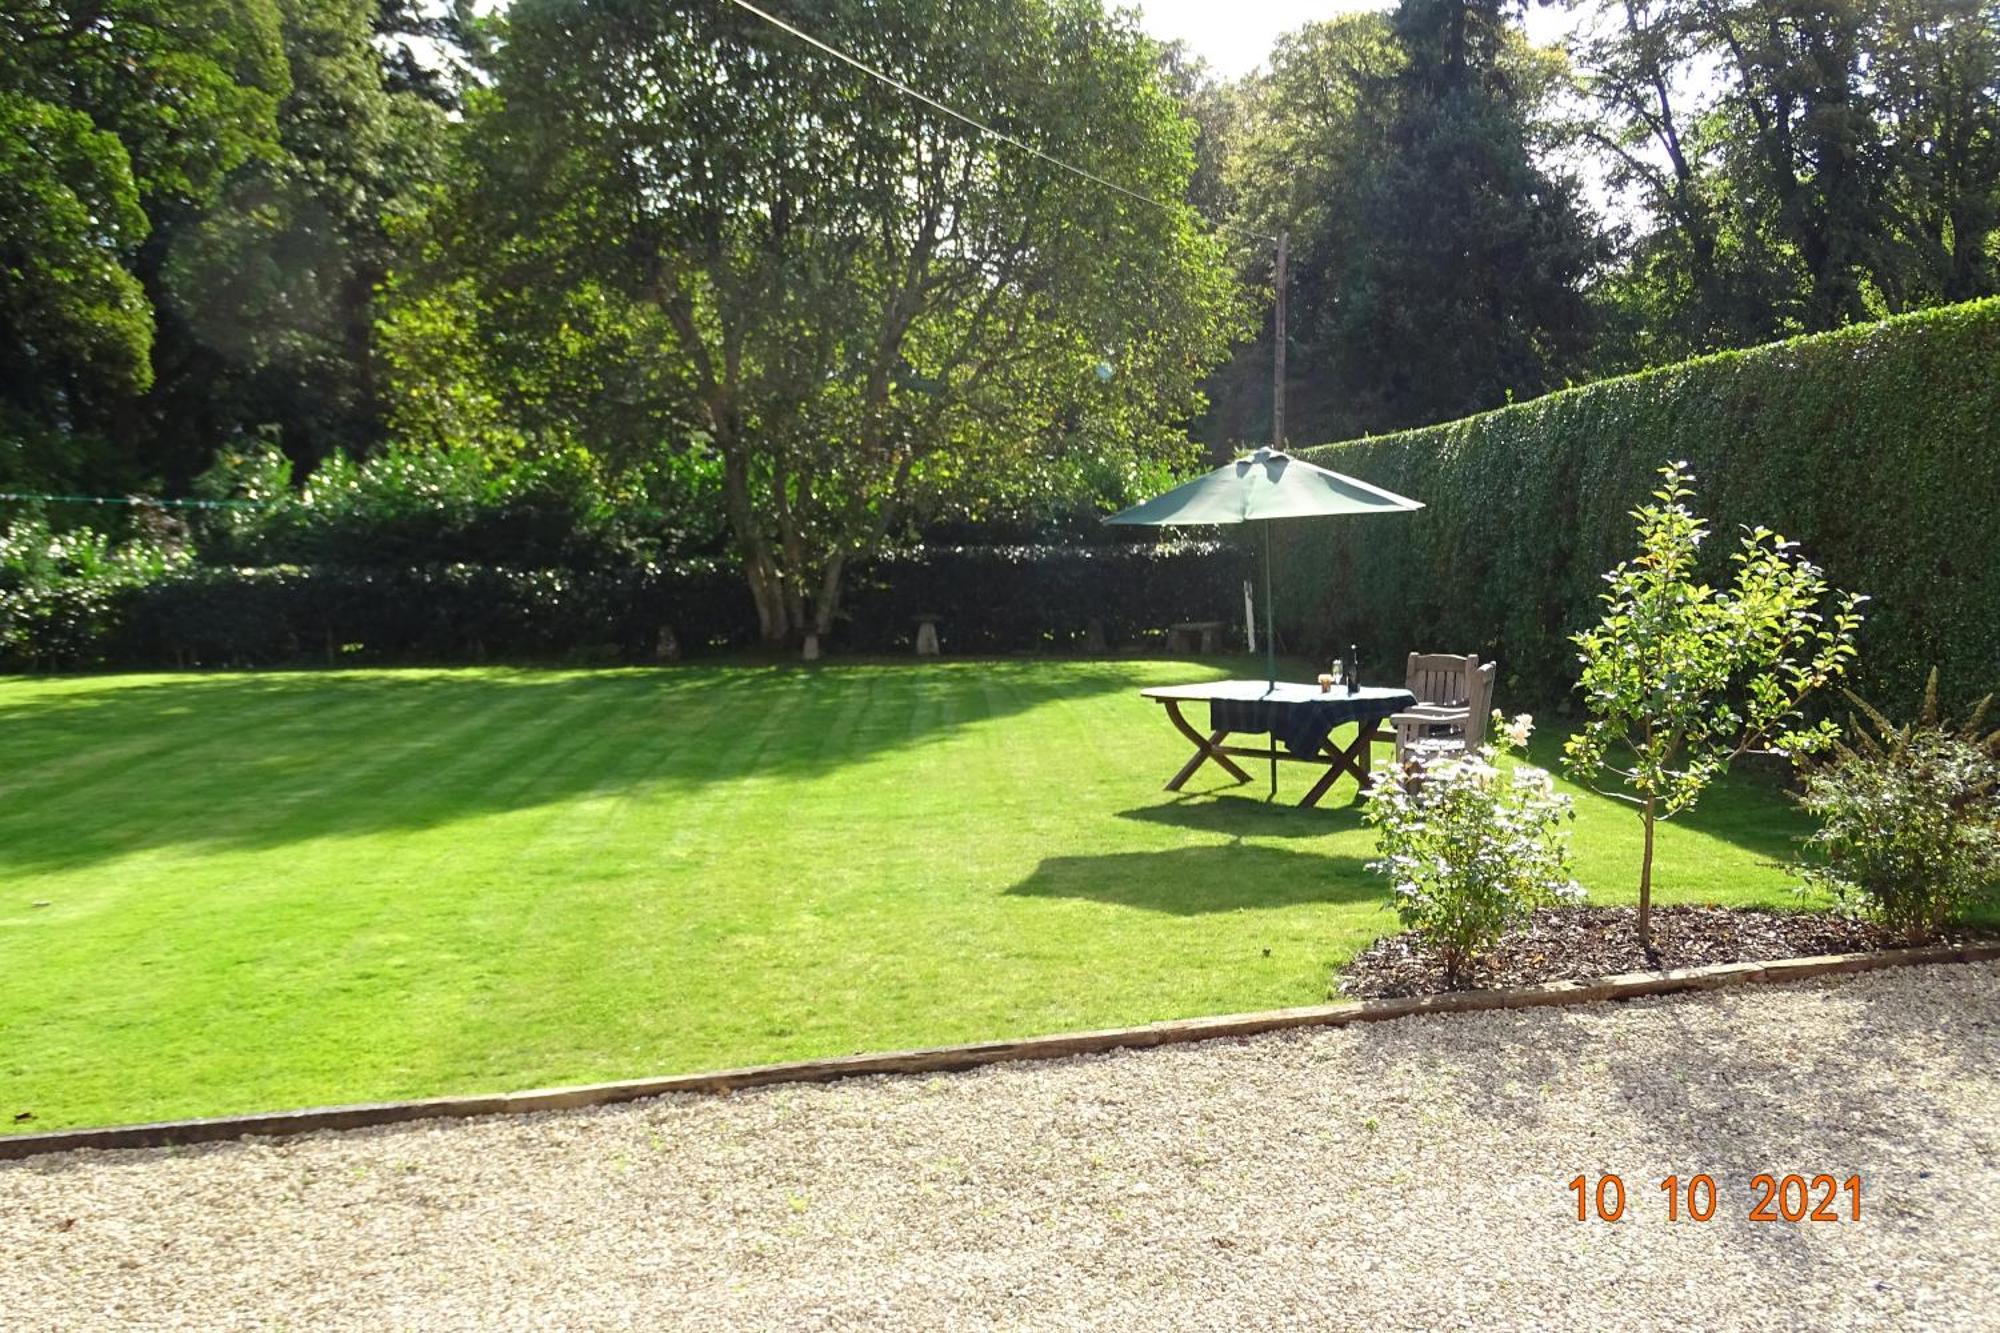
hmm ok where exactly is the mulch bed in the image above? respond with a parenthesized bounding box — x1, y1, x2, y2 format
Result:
(1337, 905, 2000, 999)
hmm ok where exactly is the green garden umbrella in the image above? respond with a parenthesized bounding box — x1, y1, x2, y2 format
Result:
(1106, 447, 1424, 688)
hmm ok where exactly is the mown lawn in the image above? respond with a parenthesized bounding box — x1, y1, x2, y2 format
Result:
(1, 660, 1817, 1132)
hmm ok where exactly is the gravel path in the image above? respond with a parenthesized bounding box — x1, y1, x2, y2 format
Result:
(5, 962, 1997, 1331)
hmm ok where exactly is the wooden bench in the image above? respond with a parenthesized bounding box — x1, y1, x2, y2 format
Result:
(1167, 620, 1226, 654)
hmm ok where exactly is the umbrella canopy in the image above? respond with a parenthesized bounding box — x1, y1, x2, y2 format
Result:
(1105, 448, 1424, 527)
(1106, 448, 1422, 797)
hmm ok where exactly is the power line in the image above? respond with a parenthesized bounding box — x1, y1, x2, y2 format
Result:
(0, 492, 269, 511)
(717, 0, 1278, 247)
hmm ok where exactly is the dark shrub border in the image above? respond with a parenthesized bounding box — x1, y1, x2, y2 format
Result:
(1, 543, 1250, 669)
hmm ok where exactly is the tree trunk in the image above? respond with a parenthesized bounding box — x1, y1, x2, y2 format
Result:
(1638, 797, 1656, 950)
(811, 550, 848, 640)
(717, 444, 794, 648)
(741, 547, 791, 648)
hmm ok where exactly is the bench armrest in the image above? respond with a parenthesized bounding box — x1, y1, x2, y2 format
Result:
(1390, 706, 1469, 727)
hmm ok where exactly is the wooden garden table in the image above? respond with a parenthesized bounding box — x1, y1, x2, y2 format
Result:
(1140, 680, 1417, 808)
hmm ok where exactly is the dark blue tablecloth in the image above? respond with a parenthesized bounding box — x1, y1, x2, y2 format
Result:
(1209, 684, 1416, 758)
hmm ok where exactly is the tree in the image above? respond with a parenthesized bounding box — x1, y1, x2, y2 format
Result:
(0, 0, 461, 494)
(1563, 463, 1866, 946)
(1697, 0, 1883, 331)
(1152, 41, 1239, 227)
(150, 0, 453, 478)
(0, 94, 154, 401)
(1572, 0, 2000, 362)
(1568, 0, 1791, 358)
(1213, 14, 1401, 445)
(0, 0, 288, 485)
(392, 0, 1246, 649)
(1217, 2, 1607, 441)
(1334, 0, 1607, 429)
(374, 0, 487, 110)
(1871, 0, 2000, 306)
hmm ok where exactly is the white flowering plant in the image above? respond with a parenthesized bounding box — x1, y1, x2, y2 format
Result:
(1364, 712, 1584, 988)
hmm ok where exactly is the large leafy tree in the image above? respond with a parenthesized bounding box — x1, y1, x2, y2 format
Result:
(1569, 0, 1791, 357)
(1218, 14, 1402, 444)
(1215, 4, 1605, 442)
(151, 0, 452, 478)
(1698, 0, 1882, 331)
(0, 0, 457, 492)
(1342, 0, 1607, 429)
(1573, 0, 2000, 360)
(390, 0, 1245, 648)
(0, 0, 288, 466)
(1871, 0, 2000, 306)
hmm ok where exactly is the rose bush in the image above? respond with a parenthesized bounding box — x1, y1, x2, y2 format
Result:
(1364, 713, 1584, 988)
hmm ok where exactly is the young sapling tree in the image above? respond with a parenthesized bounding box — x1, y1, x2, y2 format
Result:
(1563, 463, 1866, 947)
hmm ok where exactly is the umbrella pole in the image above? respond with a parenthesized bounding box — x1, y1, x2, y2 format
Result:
(1263, 522, 1277, 800)
(1262, 523, 1276, 687)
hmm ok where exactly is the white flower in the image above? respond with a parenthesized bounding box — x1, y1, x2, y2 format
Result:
(1454, 756, 1499, 788)
(1513, 764, 1555, 795)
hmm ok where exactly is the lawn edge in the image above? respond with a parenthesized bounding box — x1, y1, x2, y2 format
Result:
(7, 943, 1996, 1162)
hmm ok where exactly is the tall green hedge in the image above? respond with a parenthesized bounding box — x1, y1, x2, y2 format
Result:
(1280, 298, 2000, 710)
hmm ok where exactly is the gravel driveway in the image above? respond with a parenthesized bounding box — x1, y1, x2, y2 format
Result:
(5, 962, 1997, 1331)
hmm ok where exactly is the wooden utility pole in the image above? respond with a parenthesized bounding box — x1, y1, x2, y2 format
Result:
(1272, 230, 1287, 450)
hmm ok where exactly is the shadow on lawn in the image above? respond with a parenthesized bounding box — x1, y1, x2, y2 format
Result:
(1519, 727, 1804, 869)
(1007, 843, 1381, 915)
(0, 660, 1156, 873)
(1116, 794, 1367, 839)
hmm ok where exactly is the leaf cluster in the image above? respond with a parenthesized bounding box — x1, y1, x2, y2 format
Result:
(1793, 670, 2000, 938)
(1562, 461, 1866, 819)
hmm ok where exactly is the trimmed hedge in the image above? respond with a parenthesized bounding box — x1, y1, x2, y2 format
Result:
(1, 543, 1248, 669)
(1280, 298, 2000, 710)
(843, 543, 1247, 654)
(4, 562, 751, 668)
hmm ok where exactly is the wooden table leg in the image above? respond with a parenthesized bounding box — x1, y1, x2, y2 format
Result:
(1160, 699, 1251, 790)
(1299, 742, 1356, 807)
(1299, 722, 1386, 809)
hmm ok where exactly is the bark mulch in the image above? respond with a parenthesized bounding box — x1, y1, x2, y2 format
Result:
(1336, 905, 1999, 999)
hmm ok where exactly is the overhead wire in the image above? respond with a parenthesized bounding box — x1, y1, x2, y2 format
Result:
(716, 0, 1279, 248)
(0, 492, 269, 510)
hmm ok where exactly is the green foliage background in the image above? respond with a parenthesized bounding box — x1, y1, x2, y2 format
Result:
(1276, 297, 2000, 710)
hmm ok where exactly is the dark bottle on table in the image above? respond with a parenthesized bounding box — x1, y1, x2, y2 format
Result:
(1346, 644, 1359, 694)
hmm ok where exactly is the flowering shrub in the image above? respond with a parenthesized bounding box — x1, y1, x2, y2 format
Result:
(0, 514, 189, 668)
(1365, 713, 1583, 988)
(1794, 672, 2000, 941)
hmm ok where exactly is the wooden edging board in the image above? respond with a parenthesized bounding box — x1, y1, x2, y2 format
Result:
(5, 942, 1996, 1162)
